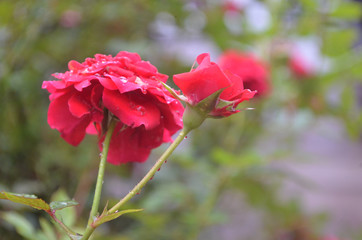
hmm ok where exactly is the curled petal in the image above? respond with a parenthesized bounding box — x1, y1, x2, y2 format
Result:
(48, 90, 90, 145)
(68, 60, 84, 71)
(173, 64, 231, 104)
(68, 93, 91, 118)
(219, 70, 244, 101)
(115, 51, 142, 62)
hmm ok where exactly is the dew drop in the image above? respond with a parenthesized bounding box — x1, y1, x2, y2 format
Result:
(184, 136, 188, 139)
(135, 77, 147, 86)
(120, 77, 128, 83)
(135, 105, 146, 116)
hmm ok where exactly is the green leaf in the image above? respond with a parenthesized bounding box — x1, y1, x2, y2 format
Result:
(0, 192, 37, 199)
(50, 189, 77, 227)
(93, 209, 143, 227)
(50, 200, 78, 211)
(2, 212, 35, 239)
(0, 191, 50, 211)
(330, 2, 361, 19)
(322, 29, 355, 57)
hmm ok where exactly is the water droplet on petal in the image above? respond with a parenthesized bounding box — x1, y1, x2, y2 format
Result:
(120, 77, 128, 83)
(135, 105, 146, 116)
(135, 77, 147, 86)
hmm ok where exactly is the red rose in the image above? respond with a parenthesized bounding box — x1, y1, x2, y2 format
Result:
(42, 51, 184, 165)
(218, 50, 270, 97)
(173, 53, 255, 118)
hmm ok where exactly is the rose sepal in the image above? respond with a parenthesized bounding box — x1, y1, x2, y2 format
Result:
(182, 89, 224, 131)
(160, 82, 188, 102)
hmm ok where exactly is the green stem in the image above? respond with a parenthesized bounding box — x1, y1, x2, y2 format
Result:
(107, 128, 190, 214)
(48, 210, 80, 238)
(82, 119, 117, 240)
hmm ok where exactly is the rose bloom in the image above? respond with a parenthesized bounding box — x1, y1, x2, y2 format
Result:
(173, 53, 256, 117)
(42, 51, 184, 165)
(218, 50, 270, 97)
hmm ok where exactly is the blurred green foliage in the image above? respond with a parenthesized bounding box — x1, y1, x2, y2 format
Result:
(1, 0, 362, 239)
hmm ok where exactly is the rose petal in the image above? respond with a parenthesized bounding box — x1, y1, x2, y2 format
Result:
(42, 80, 67, 93)
(162, 129, 173, 143)
(173, 64, 231, 104)
(104, 124, 151, 164)
(68, 93, 91, 118)
(104, 74, 140, 93)
(219, 70, 244, 101)
(68, 60, 84, 71)
(90, 84, 103, 111)
(138, 124, 164, 148)
(98, 76, 118, 90)
(103, 89, 160, 130)
(155, 99, 183, 134)
(115, 51, 142, 62)
(48, 90, 90, 145)
(196, 53, 211, 66)
(106, 65, 134, 77)
(86, 122, 99, 135)
(74, 80, 92, 91)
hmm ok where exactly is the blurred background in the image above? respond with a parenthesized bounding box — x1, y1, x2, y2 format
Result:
(1, 0, 362, 239)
